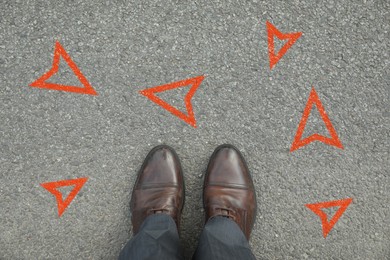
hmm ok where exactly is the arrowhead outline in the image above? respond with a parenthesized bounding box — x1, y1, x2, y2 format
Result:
(30, 41, 97, 95)
(267, 21, 302, 69)
(290, 87, 343, 152)
(139, 75, 205, 128)
(306, 198, 353, 238)
(40, 177, 88, 217)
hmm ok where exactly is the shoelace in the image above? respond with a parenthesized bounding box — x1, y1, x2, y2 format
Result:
(215, 207, 236, 220)
(152, 209, 170, 214)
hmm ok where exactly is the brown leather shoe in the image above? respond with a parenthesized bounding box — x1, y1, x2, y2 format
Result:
(203, 144, 257, 240)
(130, 145, 184, 234)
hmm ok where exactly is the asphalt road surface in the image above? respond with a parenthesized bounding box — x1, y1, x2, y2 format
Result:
(1, 0, 389, 259)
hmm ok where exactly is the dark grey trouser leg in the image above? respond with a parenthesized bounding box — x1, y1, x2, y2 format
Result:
(119, 214, 183, 260)
(193, 216, 256, 260)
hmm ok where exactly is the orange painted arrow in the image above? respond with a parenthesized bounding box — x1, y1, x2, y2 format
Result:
(306, 198, 353, 238)
(41, 177, 88, 217)
(30, 41, 97, 95)
(267, 21, 302, 69)
(290, 87, 343, 152)
(140, 75, 205, 128)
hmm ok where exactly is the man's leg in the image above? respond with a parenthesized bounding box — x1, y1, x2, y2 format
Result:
(194, 144, 257, 260)
(118, 145, 185, 260)
(193, 216, 256, 260)
(119, 214, 183, 260)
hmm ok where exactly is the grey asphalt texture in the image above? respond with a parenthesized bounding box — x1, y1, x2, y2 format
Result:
(1, 0, 389, 259)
